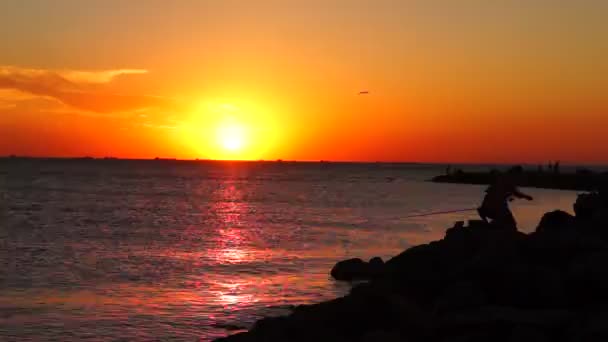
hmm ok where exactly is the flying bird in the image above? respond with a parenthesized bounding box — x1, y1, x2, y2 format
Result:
(358, 91, 370, 95)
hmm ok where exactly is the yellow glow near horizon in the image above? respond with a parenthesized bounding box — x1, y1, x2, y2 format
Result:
(180, 99, 280, 161)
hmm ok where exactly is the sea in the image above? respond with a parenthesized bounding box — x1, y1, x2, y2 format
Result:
(0, 159, 588, 341)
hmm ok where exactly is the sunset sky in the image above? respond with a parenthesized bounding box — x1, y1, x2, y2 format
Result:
(1, 1, 607, 163)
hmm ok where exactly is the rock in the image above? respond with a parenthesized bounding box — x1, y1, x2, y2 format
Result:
(212, 323, 248, 331)
(433, 281, 487, 314)
(443, 221, 471, 244)
(330, 258, 370, 281)
(369, 256, 384, 266)
(566, 252, 608, 307)
(574, 192, 604, 220)
(528, 267, 566, 308)
(330, 257, 385, 281)
(214, 332, 250, 342)
(386, 293, 431, 338)
(368, 257, 385, 276)
(248, 316, 290, 341)
(439, 306, 572, 331)
(526, 229, 608, 267)
(467, 220, 489, 229)
(536, 210, 575, 234)
(281, 289, 399, 341)
(383, 242, 448, 300)
(573, 314, 608, 342)
(358, 330, 402, 342)
(508, 326, 548, 342)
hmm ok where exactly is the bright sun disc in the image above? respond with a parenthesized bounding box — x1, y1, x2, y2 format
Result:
(217, 123, 245, 152)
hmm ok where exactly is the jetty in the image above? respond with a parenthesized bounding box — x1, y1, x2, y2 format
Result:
(431, 166, 607, 191)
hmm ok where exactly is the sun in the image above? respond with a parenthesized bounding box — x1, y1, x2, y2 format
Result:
(186, 100, 278, 160)
(217, 121, 246, 152)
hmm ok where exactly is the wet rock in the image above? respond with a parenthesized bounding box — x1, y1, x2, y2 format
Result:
(272, 290, 398, 341)
(212, 323, 248, 331)
(508, 326, 548, 342)
(573, 314, 608, 342)
(526, 229, 608, 267)
(330, 257, 387, 282)
(331, 258, 371, 281)
(536, 210, 575, 234)
(358, 330, 402, 342)
(368, 257, 385, 276)
(248, 316, 290, 340)
(433, 281, 487, 314)
(214, 331, 250, 342)
(369, 256, 384, 267)
(439, 306, 572, 331)
(566, 252, 608, 307)
(574, 192, 604, 220)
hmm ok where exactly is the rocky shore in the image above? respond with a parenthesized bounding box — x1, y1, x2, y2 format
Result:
(431, 167, 607, 191)
(215, 191, 608, 342)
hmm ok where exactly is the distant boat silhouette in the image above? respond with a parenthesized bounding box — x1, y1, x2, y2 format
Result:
(358, 91, 370, 95)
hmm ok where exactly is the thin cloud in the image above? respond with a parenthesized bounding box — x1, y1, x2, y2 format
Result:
(0, 102, 16, 110)
(59, 69, 148, 84)
(0, 66, 148, 85)
(0, 66, 167, 113)
(0, 88, 40, 101)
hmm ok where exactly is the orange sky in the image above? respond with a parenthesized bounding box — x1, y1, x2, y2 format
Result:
(1, 1, 607, 163)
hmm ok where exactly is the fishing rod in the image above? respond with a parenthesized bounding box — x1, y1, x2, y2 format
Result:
(402, 207, 479, 218)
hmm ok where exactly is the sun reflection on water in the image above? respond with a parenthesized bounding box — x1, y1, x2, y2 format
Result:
(207, 179, 261, 310)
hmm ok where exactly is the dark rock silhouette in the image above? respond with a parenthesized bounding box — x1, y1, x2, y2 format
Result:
(330, 257, 385, 281)
(330, 258, 368, 281)
(536, 210, 575, 234)
(215, 193, 608, 342)
(369, 256, 384, 268)
(574, 191, 606, 220)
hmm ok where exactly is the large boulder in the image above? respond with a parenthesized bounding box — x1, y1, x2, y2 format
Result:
(369, 256, 384, 268)
(247, 286, 403, 341)
(433, 281, 488, 314)
(385, 221, 526, 302)
(536, 210, 575, 234)
(508, 326, 548, 342)
(330, 258, 369, 281)
(436, 306, 572, 340)
(572, 314, 608, 342)
(525, 228, 608, 268)
(574, 192, 605, 220)
(358, 330, 402, 342)
(330, 257, 384, 281)
(565, 252, 608, 308)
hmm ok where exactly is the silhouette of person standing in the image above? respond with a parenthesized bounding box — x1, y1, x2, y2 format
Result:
(477, 167, 533, 229)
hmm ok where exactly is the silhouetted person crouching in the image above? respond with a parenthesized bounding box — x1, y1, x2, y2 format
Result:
(478, 167, 533, 230)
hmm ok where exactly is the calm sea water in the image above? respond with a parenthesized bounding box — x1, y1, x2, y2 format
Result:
(0, 160, 580, 341)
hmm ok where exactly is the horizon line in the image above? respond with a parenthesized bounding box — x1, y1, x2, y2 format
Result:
(2, 155, 608, 167)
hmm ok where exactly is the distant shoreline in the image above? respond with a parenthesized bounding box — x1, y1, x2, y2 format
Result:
(431, 168, 608, 191)
(0, 156, 434, 166)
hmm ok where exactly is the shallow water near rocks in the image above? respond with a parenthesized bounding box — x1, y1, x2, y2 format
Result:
(0, 160, 579, 341)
